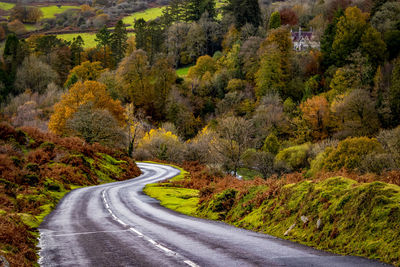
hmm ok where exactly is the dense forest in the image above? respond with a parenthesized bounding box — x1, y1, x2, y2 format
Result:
(1, 0, 400, 264)
(2, 0, 399, 178)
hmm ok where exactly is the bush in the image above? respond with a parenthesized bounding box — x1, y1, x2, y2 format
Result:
(275, 143, 311, 170)
(322, 137, 384, 172)
(136, 128, 184, 162)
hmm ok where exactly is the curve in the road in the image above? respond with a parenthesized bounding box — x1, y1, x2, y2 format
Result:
(38, 162, 390, 267)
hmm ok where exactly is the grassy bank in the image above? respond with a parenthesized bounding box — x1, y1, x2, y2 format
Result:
(0, 123, 141, 266)
(144, 163, 400, 266)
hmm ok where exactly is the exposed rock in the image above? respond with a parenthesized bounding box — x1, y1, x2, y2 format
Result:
(0, 255, 10, 267)
(284, 223, 296, 236)
(300, 216, 308, 224)
(316, 218, 322, 229)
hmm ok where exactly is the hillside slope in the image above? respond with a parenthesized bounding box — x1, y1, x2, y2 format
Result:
(0, 122, 141, 266)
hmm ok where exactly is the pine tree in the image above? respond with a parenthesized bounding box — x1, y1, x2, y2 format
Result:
(225, 0, 261, 28)
(95, 25, 111, 67)
(70, 35, 84, 66)
(111, 20, 128, 64)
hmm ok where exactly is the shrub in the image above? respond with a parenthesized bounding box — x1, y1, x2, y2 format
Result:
(322, 137, 384, 172)
(136, 128, 184, 162)
(275, 143, 311, 170)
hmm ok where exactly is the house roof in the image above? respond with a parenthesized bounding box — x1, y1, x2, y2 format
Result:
(291, 31, 313, 42)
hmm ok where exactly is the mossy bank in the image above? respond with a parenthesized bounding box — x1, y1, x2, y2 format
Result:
(145, 165, 400, 266)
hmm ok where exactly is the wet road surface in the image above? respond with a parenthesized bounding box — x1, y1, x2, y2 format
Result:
(38, 162, 390, 267)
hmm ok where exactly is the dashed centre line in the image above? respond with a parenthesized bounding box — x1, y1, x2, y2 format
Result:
(101, 190, 200, 267)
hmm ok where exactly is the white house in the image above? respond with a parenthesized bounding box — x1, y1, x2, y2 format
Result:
(290, 28, 320, 51)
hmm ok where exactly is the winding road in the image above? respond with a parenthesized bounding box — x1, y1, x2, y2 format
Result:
(38, 162, 389, 267)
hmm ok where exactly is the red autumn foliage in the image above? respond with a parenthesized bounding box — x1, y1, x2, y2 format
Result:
(0, 215, 36, 266)
(279, 8, 298, 26)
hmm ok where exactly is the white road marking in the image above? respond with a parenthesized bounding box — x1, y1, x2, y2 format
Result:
(101, 189, 201, 267)
(184, 260, 201, 267)
(129, 227, 144, 237)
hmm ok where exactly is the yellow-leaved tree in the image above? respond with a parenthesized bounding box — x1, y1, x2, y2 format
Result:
(49, 81, 125, 135)
(64, 61, 105, 88)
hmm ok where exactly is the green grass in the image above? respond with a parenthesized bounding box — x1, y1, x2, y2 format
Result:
(40, 5, 79, 19)
(25, 24, 40, 31)
(0, 1, 14, 10)
(57, 32, 98, 48)
(142, 162, 198, 215)
(144, 183, 199, 215)
(57, 32, 134, 48)
(176, 66, 192, 77)
(122, 7, 165, 29)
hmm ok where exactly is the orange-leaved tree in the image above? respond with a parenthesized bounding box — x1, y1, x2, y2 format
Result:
(49, 81, 125, 135)
(300, 95, 336, 140)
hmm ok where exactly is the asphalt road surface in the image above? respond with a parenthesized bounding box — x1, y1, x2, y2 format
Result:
(38, 162, 390, 267)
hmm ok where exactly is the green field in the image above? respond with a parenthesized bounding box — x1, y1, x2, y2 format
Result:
(57, 32, 98, 47)
(0, 2, 14, 10)
(57, 32, 134, 48)
(40, 5, 79, 19)
(25, 24, 40, 31)
(122, 7, 165, 29)
(176, 66, 192, 77)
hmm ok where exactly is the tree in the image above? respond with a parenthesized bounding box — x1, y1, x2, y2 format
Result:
(256, 45, 284, 98)
(242, 149, 275, 178)
(262, 133, 280, 154)
(67, 102, 126, 148)
(151, 58, 177, 120)
(335, 89, 380, 137)
(188, 55, 217, 80)
(360, 26, 386, 65)
(10, 5, 43, 23)
(389, 57, 400, 125)
(224, 0, 261, 28)
(321, 9, 344, 68)
(211, 116, 253, 175)
(331, 7, 368, 65)
(1, 34, 27, 98)
(279, 8, 298, 26)
(111, 20, 128, 64)
(49, 81, 125, 135)
(134, 19, 165, 63)
(70, 35, 84, 66)
(116, 50, 154, 116)
(14, 55, 59, 94)
(300, 95, 335, 140)
(268, 11, 281, 29)
(186, 0, 216, 21)
(64, 61, 105, 88)
(256, 28, 292, 99)
(26, 6, 43, 23)
(95, 26, 111, 66)
(162, 0, 216, 23)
